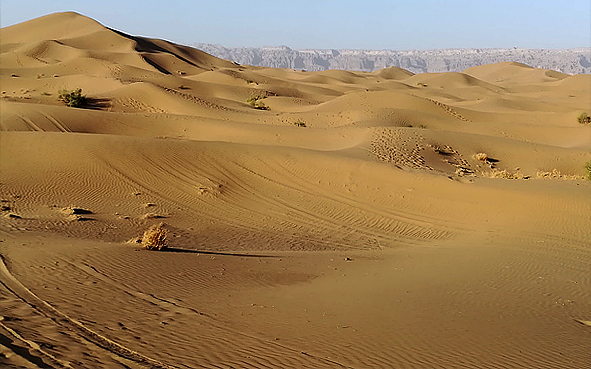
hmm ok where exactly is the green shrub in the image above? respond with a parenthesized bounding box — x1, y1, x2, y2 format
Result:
(585, 161, 591, 180)
(58, 88, 86, 108)
(577, 112, 591, 124)
(246, 95, 269, 110)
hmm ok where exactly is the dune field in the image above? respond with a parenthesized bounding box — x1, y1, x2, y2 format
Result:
(1, 12, 590, 368)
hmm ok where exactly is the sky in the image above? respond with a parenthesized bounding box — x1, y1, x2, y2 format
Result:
(1, 0, 589, 50)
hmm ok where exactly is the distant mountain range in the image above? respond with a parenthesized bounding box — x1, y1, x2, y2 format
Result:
(192, 44, 591, 74)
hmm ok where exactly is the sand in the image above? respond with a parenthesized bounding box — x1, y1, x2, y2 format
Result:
(1, 12, 590, 368)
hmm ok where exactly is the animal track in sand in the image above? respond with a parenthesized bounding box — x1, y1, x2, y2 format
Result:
(115, 97, 166, 113)
(425, 97, 471, 122)
(370, 128, 428, 170)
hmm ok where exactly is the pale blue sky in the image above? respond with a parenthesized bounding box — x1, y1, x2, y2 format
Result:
(1, 0, 589, 50)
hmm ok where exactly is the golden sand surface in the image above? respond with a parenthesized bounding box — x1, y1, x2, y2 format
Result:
(1, 12, 590, 368)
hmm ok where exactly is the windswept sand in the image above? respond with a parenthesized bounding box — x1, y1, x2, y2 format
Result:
(1, 12, 590, 368)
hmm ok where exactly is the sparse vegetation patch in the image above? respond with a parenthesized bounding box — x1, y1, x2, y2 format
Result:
(577, 112, 591, 124)
(141, 222, 168, 250)
(536, 169, 583, 180)
(247, 94, 269, 110)
(484, 169, 526, 180)
(58, 88, 86, 108)
(474, 152, 489, 162)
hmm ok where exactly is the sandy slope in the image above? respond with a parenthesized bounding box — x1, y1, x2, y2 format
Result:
(1, 12, 590, 369)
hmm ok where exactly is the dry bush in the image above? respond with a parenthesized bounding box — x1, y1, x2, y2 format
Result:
(474, 152, 489, 162)
(483, 169, 525, 180)
(577, 112, 591, 124)
(586, 161, 591, 180)
(246, 95, 269, 110)
(141, 223, 168, 250)
(536, 169, 583, 180)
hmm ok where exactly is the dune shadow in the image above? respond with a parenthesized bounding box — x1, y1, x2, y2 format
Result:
(160, 247, 278, 258)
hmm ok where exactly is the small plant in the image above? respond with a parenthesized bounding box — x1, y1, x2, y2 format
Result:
(246, 94, 269, 110)
(536, 169, 583, 180)
(486, 169, 524, 180)
(141, 222, 168, 250)
(474, 152, 489, 162)
(58, 88, 86, 108)
(584, 161, 591, 180)
(577, 112, 591, 124)
(293, 119, 307, 127)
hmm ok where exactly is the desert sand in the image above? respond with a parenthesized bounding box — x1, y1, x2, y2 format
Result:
(1, 12, 590, 368)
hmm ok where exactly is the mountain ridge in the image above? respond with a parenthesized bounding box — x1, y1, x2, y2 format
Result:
(193, 43, 591, 74)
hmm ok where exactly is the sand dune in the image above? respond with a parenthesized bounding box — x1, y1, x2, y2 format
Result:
(1, 12, 590, 368)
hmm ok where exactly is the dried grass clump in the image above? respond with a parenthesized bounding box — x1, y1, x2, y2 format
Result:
(484, 169, 525, 180)
(474, 152, 489, 162)
(577, 112, 591, 124)
(141, 222, 168, 250)
(246, 94, 269, 110)
(536, 169, 583, 180)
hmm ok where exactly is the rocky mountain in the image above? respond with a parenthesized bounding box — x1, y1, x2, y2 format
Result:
(192, 44, 591, 74)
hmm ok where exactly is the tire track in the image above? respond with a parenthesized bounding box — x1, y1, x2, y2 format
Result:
(0, 317, 70, 368)
(0, 254, 177, 369)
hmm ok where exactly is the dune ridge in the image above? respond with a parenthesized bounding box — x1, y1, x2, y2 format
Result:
(1, 12, 590, 368)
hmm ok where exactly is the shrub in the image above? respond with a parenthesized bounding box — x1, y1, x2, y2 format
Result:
(141, 222, 168, 250)
(293, 119, 307, 127)
(58, 88, 86, 108)
(536, 169, 583, 180)
(246, 95, 269, 110)
(486, 169, 524, 180)
(585, 161, 591, 180)
(474, 152, 489, 162)
(577, 112, 591, 124)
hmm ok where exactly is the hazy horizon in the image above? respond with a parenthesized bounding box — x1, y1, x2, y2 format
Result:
(1, 1, 589, 51)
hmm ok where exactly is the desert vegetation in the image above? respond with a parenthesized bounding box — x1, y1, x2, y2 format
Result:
(246, 94, 269, 110)
(141, 222, 168, 250)
(577, 112, 591, 124)
(58, 88, 86, 108)
(2, 12, 590, 369)
(474, 152, 488, 162)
